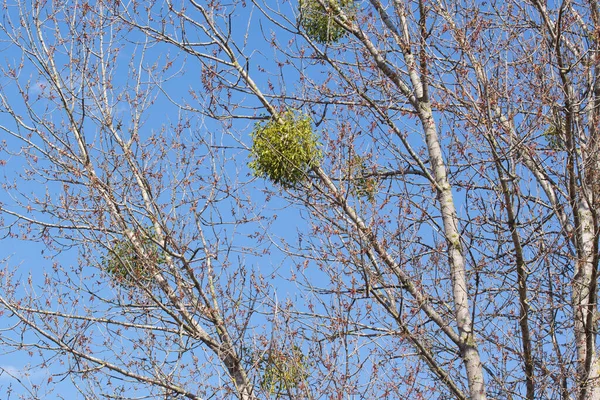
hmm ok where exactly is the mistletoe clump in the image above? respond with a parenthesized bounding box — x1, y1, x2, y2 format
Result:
(249, 111, 322, 188)
(543, 118, 567, 151)
(349, 155, 378, 201)
(103, 229, 165, 287)
(260, 346, 309, 396)
(543, 123, 564, 150)
(299, 0, 354, 44)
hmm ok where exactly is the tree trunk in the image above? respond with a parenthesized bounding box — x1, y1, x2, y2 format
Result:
(419, 102, 487, 399)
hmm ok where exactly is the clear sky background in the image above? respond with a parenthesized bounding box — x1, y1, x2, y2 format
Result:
(0, 0, 568, 398)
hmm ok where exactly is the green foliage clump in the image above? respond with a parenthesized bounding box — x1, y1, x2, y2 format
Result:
(260, 346, 308, 396)
(103, 229, 165, 286)
(299, 0, 355, 44)
(349, 155, 378, 201)
(544, 122, 566, 151)
(543, 107, 567, 151)
(249, 111, 322, 188)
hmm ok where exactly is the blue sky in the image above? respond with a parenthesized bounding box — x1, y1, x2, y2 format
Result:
(0, 0, 581, 398)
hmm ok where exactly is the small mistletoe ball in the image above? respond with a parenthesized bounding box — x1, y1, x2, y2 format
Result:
(299, 0, 355, 44)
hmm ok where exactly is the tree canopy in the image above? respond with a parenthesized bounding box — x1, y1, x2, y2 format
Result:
(0, 0, 599, 399)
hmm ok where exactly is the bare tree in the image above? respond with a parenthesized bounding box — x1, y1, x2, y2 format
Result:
(0, 2, 280, 399)
(2, 0, 600, 399)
